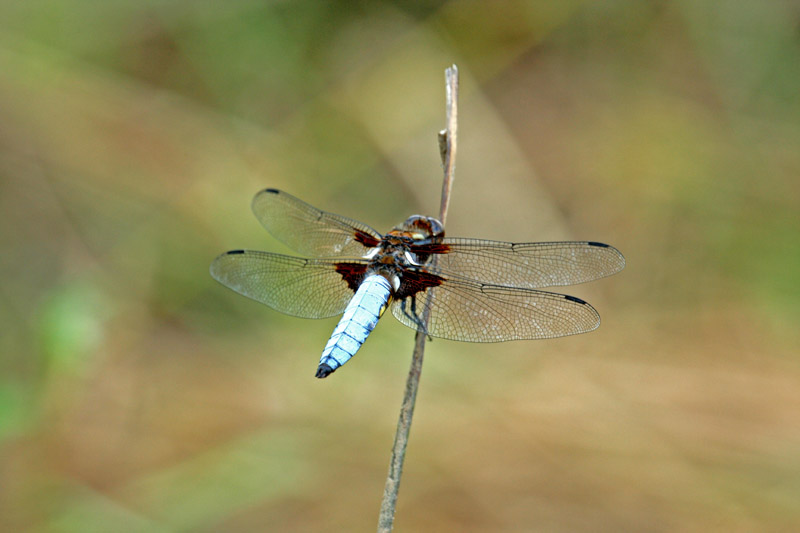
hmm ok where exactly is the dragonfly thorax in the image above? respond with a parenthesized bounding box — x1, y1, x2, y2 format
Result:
(365, 245, 414, 293)
(360, 217, 444, 295)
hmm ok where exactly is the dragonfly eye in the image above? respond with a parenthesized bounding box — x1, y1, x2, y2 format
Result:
(426, 218, 444, 239)
(400, 215, 446, 243)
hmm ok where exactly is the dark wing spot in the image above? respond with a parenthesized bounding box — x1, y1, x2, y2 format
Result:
(564, 295, 588, 305)
(587, 241, 609, 248)
(408, 243, 450, 265)
(335, 263, 368, 293)
(227, 249, 246, 255)
(264, 188, 280, 194)
(354, 229, 381, 248)
(395, 270, 446, 300)
(410, 243, 451, 254)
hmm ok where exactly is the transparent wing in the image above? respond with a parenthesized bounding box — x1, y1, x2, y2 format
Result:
(431, 239, 625, 288)
(251, 188, 382, 257)
(391, 276, 600, 342)
(210, 250, 366, 318)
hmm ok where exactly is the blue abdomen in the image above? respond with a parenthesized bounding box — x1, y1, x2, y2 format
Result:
(316, 274, 392, 378)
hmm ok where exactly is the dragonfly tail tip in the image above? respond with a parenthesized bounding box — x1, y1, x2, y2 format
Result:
(315, 364, 334, 379)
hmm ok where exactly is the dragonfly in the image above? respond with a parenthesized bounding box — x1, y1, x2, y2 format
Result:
(210, 189, 625, 378)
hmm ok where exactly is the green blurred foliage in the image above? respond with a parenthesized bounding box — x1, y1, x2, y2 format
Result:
(1, 1, 799, 531)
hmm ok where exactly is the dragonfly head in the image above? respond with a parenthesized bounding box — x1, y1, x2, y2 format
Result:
(391, 215, 445, 245)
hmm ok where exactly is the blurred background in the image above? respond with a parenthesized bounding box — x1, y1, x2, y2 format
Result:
(1, 1, 799, 531)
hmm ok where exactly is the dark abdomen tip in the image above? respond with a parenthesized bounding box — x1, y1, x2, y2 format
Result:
(315, 363, 334, 379)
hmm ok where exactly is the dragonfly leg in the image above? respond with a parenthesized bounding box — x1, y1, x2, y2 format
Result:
(402, 296, 432, 341)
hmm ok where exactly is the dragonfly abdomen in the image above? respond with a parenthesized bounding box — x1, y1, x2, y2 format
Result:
(316, 274, 392, 378)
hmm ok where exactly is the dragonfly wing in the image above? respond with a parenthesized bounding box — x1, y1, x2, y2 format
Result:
(210, 250, 368, 319)
(391, 276, 600, 342)
(432, 239, 625, 289)
(251, 189, 382, 257)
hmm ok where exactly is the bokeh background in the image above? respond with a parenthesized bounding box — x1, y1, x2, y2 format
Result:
(2, 1, 799, 531)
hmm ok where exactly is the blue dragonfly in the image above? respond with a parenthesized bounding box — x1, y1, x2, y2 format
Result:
(210, 189, 625, 378)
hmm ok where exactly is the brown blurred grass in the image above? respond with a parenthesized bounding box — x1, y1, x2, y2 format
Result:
(1, 1, 799, 532)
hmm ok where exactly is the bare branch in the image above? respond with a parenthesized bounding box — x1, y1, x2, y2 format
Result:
(439, 65, 458, 224)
